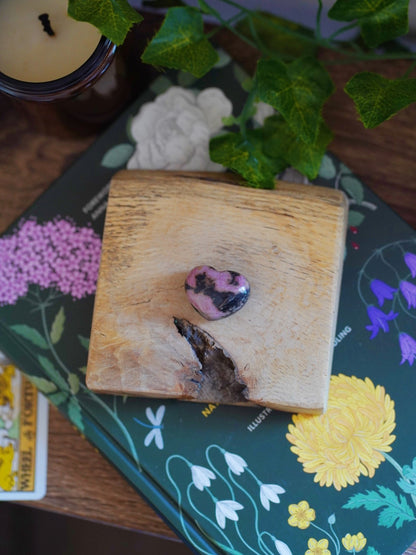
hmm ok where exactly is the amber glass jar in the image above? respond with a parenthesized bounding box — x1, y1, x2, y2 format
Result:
(0, 33, 152, 124)
(0, 36, 116, 103)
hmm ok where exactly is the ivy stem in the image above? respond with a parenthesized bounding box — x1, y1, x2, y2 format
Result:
(209, 0, 416, 63)
(315, 0, 323, 40)
(205, 10, 244, 40)
(402, 59, 416, 78)
(247, 14, 276, 59)
(239, 79, 257, 139)
(201, 0, 260, 51)
(327, 21, 360, 41)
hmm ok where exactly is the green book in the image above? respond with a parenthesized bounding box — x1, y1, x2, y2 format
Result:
(0, 56, 415, 555)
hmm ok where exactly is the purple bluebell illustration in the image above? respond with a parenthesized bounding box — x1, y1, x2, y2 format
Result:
(370, 279, 397, 306)
(400, 281, 416, 309)
(366, 306, 398, 339)
(399, 332, 416, 366)
(404, 252, 416, 278)
(359, 241, 416, 368)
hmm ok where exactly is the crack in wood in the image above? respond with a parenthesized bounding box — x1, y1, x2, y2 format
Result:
(173, 317, 248, 404)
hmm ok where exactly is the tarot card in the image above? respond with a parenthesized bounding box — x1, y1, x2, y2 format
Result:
(0, 352, 48, 500)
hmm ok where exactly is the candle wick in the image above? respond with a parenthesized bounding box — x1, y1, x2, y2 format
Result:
(38, 13, 55, 37)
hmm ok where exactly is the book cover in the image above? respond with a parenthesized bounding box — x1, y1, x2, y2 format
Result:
(0, 55, 415, 554)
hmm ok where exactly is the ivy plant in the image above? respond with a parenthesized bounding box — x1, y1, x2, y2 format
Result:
(68, 0, 416, 188)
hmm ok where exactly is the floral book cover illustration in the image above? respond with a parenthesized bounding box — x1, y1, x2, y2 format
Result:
(0, 56, 416, 554)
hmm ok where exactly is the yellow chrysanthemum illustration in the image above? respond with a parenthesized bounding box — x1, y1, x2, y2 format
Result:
(288, 500, 316, 529)
(305, 537, 331, 555)
(286, 374, 396, 491)
(342, 532, 367, 552)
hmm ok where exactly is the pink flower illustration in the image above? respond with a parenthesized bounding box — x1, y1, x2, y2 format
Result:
(0, 218, 102, 306)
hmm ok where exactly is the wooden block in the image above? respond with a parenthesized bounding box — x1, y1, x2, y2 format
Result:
(86, 170, 348, 414)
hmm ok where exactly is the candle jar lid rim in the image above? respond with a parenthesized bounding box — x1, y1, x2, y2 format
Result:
(0, 36, 116, 102)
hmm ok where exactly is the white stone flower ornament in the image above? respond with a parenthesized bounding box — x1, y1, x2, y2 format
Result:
(127, 86, 232, 171)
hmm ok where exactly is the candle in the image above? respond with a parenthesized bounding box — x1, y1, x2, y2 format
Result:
(0, 0, 153, 122)
(0, 0, 101, 83)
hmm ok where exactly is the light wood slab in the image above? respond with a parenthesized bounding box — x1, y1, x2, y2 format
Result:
(86, 171, 348, 414)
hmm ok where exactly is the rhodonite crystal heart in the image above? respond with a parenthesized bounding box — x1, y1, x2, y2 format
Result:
(185, 265, 250, 320)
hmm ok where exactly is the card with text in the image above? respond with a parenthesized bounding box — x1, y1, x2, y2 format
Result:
(0, 352, 48, 500)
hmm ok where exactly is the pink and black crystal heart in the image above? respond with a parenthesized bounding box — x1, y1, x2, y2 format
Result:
(185, 265, 250, 321)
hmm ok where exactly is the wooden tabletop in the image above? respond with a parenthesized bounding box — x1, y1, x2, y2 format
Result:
(0, 20, 416, 554)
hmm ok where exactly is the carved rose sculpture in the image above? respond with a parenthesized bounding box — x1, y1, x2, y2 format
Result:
(127, 86, 232, 171)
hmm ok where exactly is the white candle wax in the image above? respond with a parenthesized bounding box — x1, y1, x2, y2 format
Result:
(0, 0, 101, 82)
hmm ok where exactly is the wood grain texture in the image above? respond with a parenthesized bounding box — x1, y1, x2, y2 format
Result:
(0, 17, 415, 553)
(87, 171, 347, 413)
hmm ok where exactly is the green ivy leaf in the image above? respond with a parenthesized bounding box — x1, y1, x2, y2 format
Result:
(214, 49, 232, 69)
(50, 307, 65, 345)
(328, 0, 409, 48)
(101, 144, 135, 168)
(262, 115, 333, 179)
(367, 548, 381, 555)
(345, 72, 416, 128)
(256, 57, 334, 144)
(209, 131, 283, 189)
(235, 11, 316, 58)
(141, 7, 218, 78)
(10, 324, 48, 349)
(68, 0, 143, 46)
(197, 0, 212, 15)
(341, 175, 364, 203)
(343, 485, 415, 529)
(233, 64, 253, 92)
(29, 376, 58, 395)
(221, 115, 241, 127)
